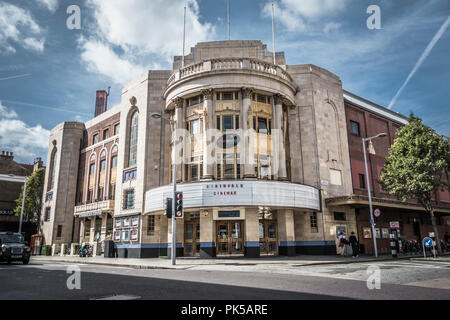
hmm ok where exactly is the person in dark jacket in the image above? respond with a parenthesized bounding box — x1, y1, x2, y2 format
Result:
(349, 232, 359, 258)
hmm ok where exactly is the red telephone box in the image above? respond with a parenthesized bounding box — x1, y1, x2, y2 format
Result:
(31, 234, 43, 256)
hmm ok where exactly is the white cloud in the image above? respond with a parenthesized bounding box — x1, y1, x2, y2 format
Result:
(0, 101, 18, 119)
(0, 102, 50, 163)
(323, 22, 341, 34)
(263, 0, 348, 32)
(78, 38, 147, 85)
(23, 37, 45, 52)
(35, 0, 59, 13)
(78, 0, 215, 84)
(0, 2, 45, 54)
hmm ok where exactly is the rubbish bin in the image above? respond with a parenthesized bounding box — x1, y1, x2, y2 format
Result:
(359, 244, 365, 254)
(45, 245, 52, 256)
(104, 240, 115, 258)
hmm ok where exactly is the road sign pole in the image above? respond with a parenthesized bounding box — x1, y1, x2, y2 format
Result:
(172, 120, 177, 266)
(423, 241, 426, 259)
(363, 138, 378, 257)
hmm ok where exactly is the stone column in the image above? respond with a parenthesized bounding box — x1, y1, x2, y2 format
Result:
(174, 97, 184, 183)
(244, 208, 260, 258)
(158, 216, 168, 256)
(202, 89, 214, 179)
(277, 209, 296, 256)
(79, 219, 85, 244)
(274, 95, 287, 180)
(199, 209, 215, 258)
(242, 87, 255, 179)
(167, 217, 184, 258)
(100, 214, 107, 243)
(89, 216, 96, 244)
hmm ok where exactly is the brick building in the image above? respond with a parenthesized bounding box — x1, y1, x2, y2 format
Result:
(325, 91, 450, 254)
(0, 151, 44, 240)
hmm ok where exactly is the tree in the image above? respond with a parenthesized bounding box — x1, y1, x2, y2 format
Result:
(14, 168, 45, 225)
(381, 114, 450, 254)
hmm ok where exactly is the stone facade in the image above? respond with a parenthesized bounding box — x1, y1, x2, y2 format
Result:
(39, 40, 450, 258)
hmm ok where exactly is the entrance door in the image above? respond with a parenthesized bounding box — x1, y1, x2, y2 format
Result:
(184, 222, 200, 256)
(216, 221, 244, 255)
(259, 220, 278, 255)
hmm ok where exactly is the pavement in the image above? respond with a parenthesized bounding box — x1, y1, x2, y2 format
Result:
(30, 252, 450, 270)
(1, 258, 449, 300)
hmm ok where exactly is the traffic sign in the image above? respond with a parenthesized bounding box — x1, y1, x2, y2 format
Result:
(423, 237, 433, 248)
(373, 208, 381, 218)
(175, 192, 183, 219)
(389, 221, 400, 229)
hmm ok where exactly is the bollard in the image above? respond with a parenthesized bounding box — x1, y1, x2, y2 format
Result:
(70, 243, 77, 256)
(390, 233, 397, 258)
(60, 244, 66, 256)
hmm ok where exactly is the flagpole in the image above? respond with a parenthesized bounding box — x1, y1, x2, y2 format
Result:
(227, 0, 231, 40)
(271, 2, 276, 65)
(182, 4, 186, 68)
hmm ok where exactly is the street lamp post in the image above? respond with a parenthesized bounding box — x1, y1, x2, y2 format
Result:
(362, 133, 387, 258)
(151, 113, 177, 265)
(18, 177, 28, 234)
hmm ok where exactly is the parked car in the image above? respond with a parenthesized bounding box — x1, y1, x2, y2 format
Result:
(0, 232, 31, 265)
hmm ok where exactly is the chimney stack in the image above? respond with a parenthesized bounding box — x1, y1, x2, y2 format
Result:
(94, 90, 108, 117)
(33, 157, 43, 172)
(0, 151, 14, 161)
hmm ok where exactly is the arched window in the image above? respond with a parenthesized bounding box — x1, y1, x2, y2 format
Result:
(128, 111, 138, 167)
(48, 147, 57, 191)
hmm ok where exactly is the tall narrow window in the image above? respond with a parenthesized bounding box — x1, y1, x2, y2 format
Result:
(350, 120, 360, 136)
(114, 124, 120, 135)
(110, 155, 117, 199)
(98, 159, 106, 200)
(48, 148, 57, 191)
(128, 111, 138, 167)
(358, 174, 365, 189)
(88, 163, 95, 201)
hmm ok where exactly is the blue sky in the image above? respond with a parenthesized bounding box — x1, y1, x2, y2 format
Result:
(0, 0, 449, 164)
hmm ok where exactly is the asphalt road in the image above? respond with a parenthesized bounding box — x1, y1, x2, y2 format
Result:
(0, 259, 449, 300)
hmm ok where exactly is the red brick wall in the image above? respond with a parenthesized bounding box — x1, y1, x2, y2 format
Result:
(77, 113, 120, 203)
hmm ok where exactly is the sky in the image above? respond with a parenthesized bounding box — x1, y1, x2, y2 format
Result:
(0, 0, 449, 165)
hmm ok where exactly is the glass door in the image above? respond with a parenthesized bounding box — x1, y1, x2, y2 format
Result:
(230, 221, 244, 254)
(217, 222, 229, 254)
(216, 221, 244, 255)
(184, 222, 200, 256)
(259, 220, 278, 255)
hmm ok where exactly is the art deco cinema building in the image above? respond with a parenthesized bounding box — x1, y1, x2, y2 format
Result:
(40, 40, 372, 258)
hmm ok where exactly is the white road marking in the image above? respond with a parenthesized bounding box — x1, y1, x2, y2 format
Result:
(91, 294, 141, 300)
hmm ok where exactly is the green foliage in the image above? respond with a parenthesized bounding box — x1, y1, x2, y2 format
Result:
(381, 114, 450, 211)
(14, 168, 45, 223)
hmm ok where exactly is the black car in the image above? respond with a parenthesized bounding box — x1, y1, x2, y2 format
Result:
(0, 232, 31, 265)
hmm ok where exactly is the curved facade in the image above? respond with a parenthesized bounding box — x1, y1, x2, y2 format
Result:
(40, 40, 356, 258)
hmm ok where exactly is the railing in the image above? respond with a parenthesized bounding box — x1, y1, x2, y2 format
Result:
(74, 199, 115, 215)
(167, 57, 293, 86)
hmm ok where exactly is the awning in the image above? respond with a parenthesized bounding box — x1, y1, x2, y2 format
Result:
(325, 194, 450, 214)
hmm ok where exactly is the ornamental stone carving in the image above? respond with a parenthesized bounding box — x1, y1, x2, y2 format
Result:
(173, 97, 184, 109)
(242, 87, 254, 99)
(129, 96, 137, 106)
(201, 88, 214, 101)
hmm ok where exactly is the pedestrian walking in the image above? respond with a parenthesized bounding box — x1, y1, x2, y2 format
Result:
(338, 232, 350, 256)
(349, 232, 359, 258)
